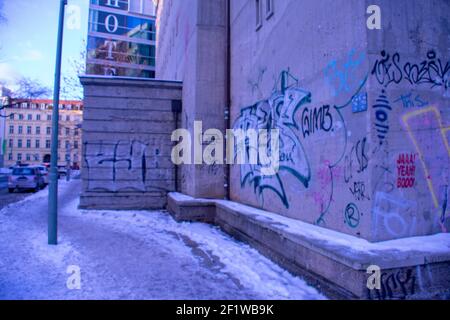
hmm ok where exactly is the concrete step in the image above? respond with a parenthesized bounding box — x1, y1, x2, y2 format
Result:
(167, 192, 450, 300)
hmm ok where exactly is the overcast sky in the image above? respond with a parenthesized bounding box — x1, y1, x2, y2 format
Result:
(0, 0, 89, 92)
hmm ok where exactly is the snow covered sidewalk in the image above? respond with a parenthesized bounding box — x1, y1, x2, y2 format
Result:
(0, 179, 326, 300)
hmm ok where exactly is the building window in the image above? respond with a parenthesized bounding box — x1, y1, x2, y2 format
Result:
(26, 154, 31, 161)
(36, 126, 41, 135)
(8, 153, 13, 161)
(17, 153, 22, 161)
(27, 126, 32, 134)
(9, 125, 14, 134)
(66, 127, 70, 136)
(35, 140, 40, 148)
(255, 0, 262, 31)
(18, 126, 23, 134)
(74, 141, 79, 149)
(27, 114, 32, 121)
(265, 0, 274, 19)
(65, 141, 70, 150)
(34, 154, 40, 161)
(21, 103, 27, 108)
(26, 140, 31, 148)
(8, 139, 13, 148)
(74, 128, 79, 136)
(9, 114, 14, 120)
(18, 139, 22, 148)
(47, 127, 51, 135)
(46, 140, 51, 148)
(19, 114, 24, 120)
(47, 114, 52, 121)
(36, 114, 41, 121)
(66, 115, 70, 121)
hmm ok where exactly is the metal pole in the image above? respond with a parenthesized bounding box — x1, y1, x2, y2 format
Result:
(48, 0, 67, 245)
(66, 148, 71, 182)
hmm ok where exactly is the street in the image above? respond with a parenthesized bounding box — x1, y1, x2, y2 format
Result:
(0, 178, 325, 300)
(0, 176, 34, 211)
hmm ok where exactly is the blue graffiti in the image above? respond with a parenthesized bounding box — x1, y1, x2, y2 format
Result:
(324, 49, 366, 97)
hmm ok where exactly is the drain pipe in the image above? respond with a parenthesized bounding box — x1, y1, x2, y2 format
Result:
(172, 99, 182, 192)
(224, 0, 231, 200)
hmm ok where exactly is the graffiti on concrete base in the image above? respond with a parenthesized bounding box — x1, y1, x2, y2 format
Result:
(83, 140, 167, 193)
(367, 269, 416, 300)
(234, 70, 312, 208)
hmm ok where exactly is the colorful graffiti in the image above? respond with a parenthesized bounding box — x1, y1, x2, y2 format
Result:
(402, 107, 450, 210)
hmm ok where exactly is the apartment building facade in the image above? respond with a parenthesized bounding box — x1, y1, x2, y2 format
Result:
(3, 99, 83, 168)
(0, 85, 12, 168)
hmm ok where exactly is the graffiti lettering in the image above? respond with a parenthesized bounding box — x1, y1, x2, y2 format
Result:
(349, 181, 370, 201)
(394, 92, 428, 109)
(367, 269, 416, 300)
(396, 153, 417, 189)
(301, 105, 333, 138)
(372, 50, 450, 90)
(344, 137, 369, 183)
(344, 203, 361, 228)
(83, 140, 160, 193)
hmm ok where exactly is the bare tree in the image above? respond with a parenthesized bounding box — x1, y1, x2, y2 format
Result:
(0, 77, 52, 118)
(61, 44, 86, 101)
(12, 77, 52, 99)
(0, 0, 6, 24)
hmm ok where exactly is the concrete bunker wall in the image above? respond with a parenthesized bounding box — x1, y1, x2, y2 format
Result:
(79, 76, 182, 210)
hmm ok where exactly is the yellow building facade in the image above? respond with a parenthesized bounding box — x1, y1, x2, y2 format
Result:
(4, 99, 83, 168)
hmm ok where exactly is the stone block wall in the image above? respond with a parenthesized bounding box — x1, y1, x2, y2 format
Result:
(79, 76, 182, 210)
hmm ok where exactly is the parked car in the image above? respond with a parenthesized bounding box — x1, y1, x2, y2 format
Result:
(57, 166, 68, 178)
(35, 166, 50, 186)
(0, 168, 12, 175)
(8, 167, 45, 193)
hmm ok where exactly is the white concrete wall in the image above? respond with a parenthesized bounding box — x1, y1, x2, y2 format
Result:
(156, 0, 228, 199)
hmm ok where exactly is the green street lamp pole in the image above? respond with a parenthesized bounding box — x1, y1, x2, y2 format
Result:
(48, 0, 67, 245)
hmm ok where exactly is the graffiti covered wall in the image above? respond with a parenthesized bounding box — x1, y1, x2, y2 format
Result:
(230, 0, 449, 241)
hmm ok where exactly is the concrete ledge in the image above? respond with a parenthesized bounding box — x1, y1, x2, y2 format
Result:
(167, 192, 216, 223)
(167, 192, 450, 300)
(80, 192, 167, 210)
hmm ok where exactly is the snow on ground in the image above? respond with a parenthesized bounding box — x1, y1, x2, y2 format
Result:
(61, 199, 325, 300)
(0, 179, 326, 300)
